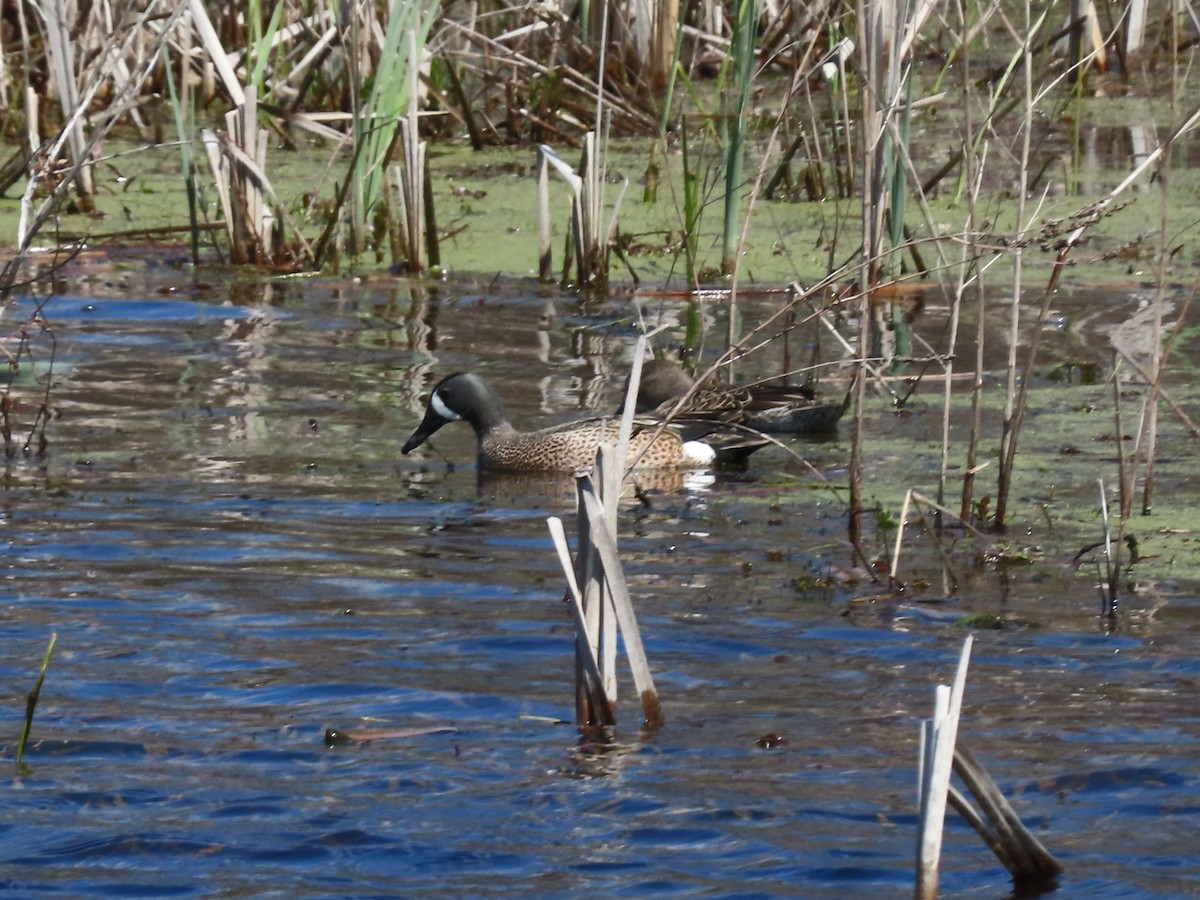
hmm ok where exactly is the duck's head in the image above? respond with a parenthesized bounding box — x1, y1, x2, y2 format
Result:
(619, 358, 697, 414)
(402, 372, 511, 454)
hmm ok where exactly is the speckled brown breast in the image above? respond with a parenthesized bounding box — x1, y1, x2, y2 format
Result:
(478, 418, 694, 471)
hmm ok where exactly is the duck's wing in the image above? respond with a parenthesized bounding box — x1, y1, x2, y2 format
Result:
(628, 414, 770, 465)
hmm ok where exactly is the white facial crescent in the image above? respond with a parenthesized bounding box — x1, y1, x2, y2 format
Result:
(431, 392, 462, 421)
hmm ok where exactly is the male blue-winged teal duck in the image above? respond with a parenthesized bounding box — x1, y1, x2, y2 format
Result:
(622, 359, 850, 435)
(402, 372, 767, 472)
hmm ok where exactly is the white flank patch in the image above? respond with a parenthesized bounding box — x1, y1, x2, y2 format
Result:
(431, 392, 462, 421)
(681, 440, 717, 466)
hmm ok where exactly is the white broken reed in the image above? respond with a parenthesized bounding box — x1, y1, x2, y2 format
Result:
(916, 634, 973, 899)
(546, 515, 614, 724)
(544, 332, 662, 727)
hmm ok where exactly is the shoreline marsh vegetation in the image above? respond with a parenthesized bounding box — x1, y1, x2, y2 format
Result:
(0, 0, 1195, 600)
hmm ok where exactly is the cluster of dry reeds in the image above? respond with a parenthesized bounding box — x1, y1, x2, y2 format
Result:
(845, 0, 1195, 618)
(0, 0, 1159, 270)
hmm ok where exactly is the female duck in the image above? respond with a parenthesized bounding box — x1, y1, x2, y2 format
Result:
(402, 372, 763, 472)
(625, 359, 849, 436)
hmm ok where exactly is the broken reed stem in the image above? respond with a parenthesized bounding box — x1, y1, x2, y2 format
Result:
(577, 474, 661, 727)
(391, 116, 427, 272)
(1097, 477, 1117, 617)
(917, 636, 1063, 895)
(1112, 356, 1130, 522)
(536, 131, 628, 285)
(889, 489, 915, 582)
(945, 782, 1020, 872)
(890, 490, 987, 587)
(545, 334, 662, 730)
(537, 147, 553, 281)
(547, 515, 615, 725)
(615, 344, 645, 472)
(592, 450, 620, 703)
(952, 741, 1064, 882)
(951, 742, 1035, 875)
(574, 470, 612, 723)
(16, 632, 57, 767)
(915, 634, 972, 900)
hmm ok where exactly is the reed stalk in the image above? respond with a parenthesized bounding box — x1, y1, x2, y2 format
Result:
(915, 635, 973, 898)
(956, 0, 986, 522)
(1136, 14, 1182, 517)
(848, 0, 887, 550)
(16, 633, 57, 769)
(388, 32, 431, 274)
(648, 0, 680, 94)
(12, 1, 185, 256)
(38, 0, 95, 207)
(993, 3, 1048, 529)
(950, 741, 1063, 890)
(545, 337, 661, 730)
(163, 22, 203, 266)
(681, 123, 702, 284)
(538, 135, 628, 286)
(353, 2, 434, 259)
(720, 0, 757, 276)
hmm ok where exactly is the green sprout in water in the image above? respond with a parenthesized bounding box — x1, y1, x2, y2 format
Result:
(16, 632, 57, 770)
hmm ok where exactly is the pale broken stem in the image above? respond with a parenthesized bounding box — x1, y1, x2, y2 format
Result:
(951, 740, 1063, 878)
(536, 148, 553, 280)
(890, 489, 915, 582)
(546, 515, 614, 724)
(890, 489, 988, 583)
(945, 781, 1016, 869)
(16, 0, 184, 253)
(1098, 477, 1116, 616)
(614, 329, 663, 475)
(578, 476, 662, 727)
(201, 129, 233, 244)
(915, 635, 973, 899)
(572, 471, 612, 721)
(592, 449, 620, 702)
(187, 0, 246, 106)
(1112, 359, 1131, 520)
(1113, 284, 1200, 441)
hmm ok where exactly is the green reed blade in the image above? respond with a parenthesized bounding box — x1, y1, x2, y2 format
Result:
(16, 632, 57, 768)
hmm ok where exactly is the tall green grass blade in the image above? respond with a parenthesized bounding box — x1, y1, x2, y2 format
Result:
(16, 633, 57, 769)
(354, 0, 436, 248)
(163, 46, 201, 264)
(248, 0, 286, 96)
(681, 124, 700, 284)
(721, 0, 757, 275)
